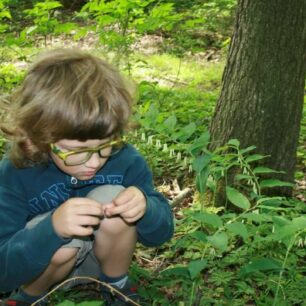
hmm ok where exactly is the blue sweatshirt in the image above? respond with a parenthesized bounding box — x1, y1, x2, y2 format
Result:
(0, 144, 174, 292)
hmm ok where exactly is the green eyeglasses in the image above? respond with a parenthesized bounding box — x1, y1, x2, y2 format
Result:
(50, 138, 124, 166)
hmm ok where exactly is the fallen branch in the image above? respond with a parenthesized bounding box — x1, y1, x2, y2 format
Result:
(170, 187, 192, 207)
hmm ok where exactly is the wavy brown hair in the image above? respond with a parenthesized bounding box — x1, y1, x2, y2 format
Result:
(1, 49, 133, 167)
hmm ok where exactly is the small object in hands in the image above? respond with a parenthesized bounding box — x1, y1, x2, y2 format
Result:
(87, 185, 125, 219)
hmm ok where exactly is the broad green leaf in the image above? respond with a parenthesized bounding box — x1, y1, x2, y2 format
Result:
(226, 187, 251, 210)
(188, 259, 207, 280)
(245, 154, 267, 163)
(235, 174, 252, 181)
(272, 216, 291, 226)
(292, 216, 306, 228)
(189, 230, 207, 242)
(195, 167, 210, 194)
(162, 115, 177, 131)
(240, 145, 256, 154)
(190, 212, 223, 228)
(269, 217, 306, 241)
(226, 222, 249, 240)
(161, 266, 189, 277)
(256, 197, 284, 205)
(253, 167, 285, 174)
(207, 232, 228, 252)
(192, 155, 211, 173)
(206, 176, 216, 192)
(227, 139, 240, 147)
(244, 212, 271, 223)
(240, 258, 281, 276)
(260, 179, 294, 188)
(172, 122, 196, 142)
(188, 131, 210, 155)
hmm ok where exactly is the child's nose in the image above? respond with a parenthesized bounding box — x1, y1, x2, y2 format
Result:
(85, 152, 102, 168)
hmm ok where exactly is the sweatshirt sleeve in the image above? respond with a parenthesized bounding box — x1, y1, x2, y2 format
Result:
(0, 184, 69, 292)
(122, 150, 174, 247)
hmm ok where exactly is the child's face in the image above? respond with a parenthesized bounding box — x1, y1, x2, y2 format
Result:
(50, 138, 112, 180)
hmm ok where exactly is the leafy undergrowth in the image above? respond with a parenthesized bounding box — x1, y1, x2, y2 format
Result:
(0, 45, 305, 306)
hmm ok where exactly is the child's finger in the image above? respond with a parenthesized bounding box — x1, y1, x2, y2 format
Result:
(104, 200, 133, 216)
(74, 205, 103, 217)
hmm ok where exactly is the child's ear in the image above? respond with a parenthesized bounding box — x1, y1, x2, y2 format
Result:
(20, 137, 45, 156)
(20, 138, 35, 154)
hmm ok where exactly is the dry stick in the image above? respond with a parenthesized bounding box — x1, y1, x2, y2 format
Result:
(31, 276, 141, 306)
(170, 187, 192, 208)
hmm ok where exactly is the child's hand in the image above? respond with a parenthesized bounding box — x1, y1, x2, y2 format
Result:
(52, 198, 103, 238)
(103, 186, 146, 223)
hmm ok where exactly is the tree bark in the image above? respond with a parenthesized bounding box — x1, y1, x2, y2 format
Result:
(209, 0, 306, 196)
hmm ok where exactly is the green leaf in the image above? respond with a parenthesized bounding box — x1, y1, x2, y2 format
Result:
(172, 122, 196, 142)
(188, 131, 210, 155)
(190, 212, 223, 228)
(259, 179, 294, 188)
(226, 222, 249, 240)
(245, 154, 267, 163)
(292, 216, 306, 228)
(240, 258, 281, 276)
(195, 166, 210, 194)
(188, 259, 207, 280)
(235, 174, 253, 181)
(192, 155, 211, 173)
(269, 217, 306, 241)
(162, 115, 177, 131)
(227, 139, 240, 147)
(207, 232, 228, 252)
(253, 167, 285, 174)
(226, 187, 251, 210)
(189, 230, 207, 242)
(244, 212, 271, 223)
(240, 145, 256, 154)
(161, 266, 189, 278)
(256, 197, 284, 205)
(272, 216, 291, 226)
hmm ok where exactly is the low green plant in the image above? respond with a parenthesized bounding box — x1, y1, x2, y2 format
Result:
(0, 63, 25, 91)
(22, 0, 63, 45)
(79, 0, 182, 69)
(137, 137, 305, 305)
(0, 0, 12, 34)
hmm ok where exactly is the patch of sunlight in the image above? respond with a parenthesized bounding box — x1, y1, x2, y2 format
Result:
(131, 52, 225, 89)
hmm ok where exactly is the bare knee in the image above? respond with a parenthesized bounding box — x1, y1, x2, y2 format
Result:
(50, 247, 78, 266)
(98, 217, 135, 236)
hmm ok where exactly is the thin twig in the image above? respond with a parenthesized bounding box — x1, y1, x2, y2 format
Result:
(170, 187, 192, 207)
(31, 276, 140, 306)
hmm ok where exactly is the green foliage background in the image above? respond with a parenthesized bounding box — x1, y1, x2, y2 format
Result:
(0, 1, 305, 305)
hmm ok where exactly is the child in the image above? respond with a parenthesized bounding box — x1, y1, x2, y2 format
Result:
(0, 49, 174, 305)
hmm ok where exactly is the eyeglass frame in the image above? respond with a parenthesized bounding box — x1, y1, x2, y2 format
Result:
(50, 137, 124, 166)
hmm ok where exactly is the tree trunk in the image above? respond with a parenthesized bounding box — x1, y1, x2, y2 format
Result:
(209, 0, 306, 196)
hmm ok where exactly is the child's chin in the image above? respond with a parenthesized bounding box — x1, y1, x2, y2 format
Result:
(77, 173, 96, 180)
